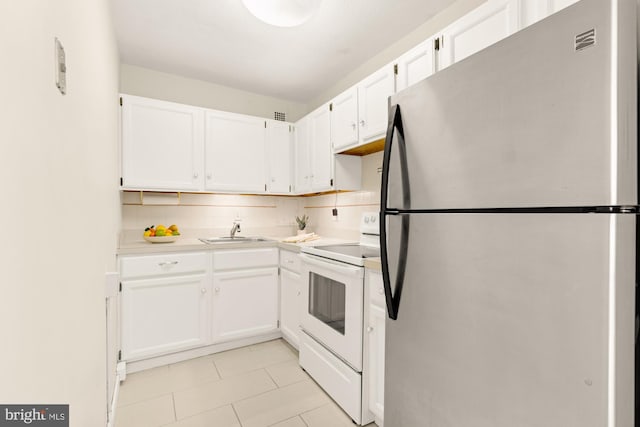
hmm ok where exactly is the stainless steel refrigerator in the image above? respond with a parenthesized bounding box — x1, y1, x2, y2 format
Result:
(380, 0, 637, 426)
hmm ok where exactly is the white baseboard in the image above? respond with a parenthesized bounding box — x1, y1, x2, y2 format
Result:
(124, 332, 282, 374)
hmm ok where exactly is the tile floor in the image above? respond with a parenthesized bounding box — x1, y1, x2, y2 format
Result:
(115, 339, 378, 427)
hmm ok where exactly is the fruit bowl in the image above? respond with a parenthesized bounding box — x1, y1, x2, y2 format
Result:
(143, 224, 181, 243)
(144, 235, 179, 243)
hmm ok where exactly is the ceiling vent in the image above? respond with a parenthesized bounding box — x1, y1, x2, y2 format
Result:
(274, 112, 286, 121)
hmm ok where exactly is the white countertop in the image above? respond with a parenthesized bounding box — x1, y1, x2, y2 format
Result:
(117, 235, 357, 256)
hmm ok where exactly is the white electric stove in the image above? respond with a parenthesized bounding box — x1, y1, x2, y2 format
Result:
(299, 212, 379, 425)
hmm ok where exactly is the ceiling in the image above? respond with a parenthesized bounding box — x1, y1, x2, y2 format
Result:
(111, 0, 458, 103)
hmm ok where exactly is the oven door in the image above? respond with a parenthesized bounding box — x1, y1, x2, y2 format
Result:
(300, 254, 364, 371)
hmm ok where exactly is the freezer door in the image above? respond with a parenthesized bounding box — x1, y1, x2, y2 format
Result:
(384, 213, 635, 427)
(385, 0, 637, 210)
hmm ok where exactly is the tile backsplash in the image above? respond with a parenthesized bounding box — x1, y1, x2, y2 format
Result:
(120, 152, 382, 243)
(121, 192, 300, 240)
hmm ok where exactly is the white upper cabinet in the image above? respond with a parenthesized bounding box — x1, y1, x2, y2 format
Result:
(309, 103, 334, 192)
(293, 116, 312, 194)
(121, 95, 204, 191)
(548, 0, 580, 13)
(357, 63, 395, 145)
(266, 120, 292, 194)
(204, 110, 266, 193)
(395, 38, 436, 92)
(439, 0, 520, 70)
(330, 87, 359, 152)
(330, 63, 394, 153)
(520, 0, 580, 28)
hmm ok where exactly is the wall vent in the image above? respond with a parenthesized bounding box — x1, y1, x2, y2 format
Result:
(575, 29, 595, 51)
(274, 112, 286, 121)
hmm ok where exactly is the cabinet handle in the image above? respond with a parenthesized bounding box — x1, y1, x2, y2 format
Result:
(215, 287, 221, 293)
(360, 119, 366, 127)
(201, 288, 207, 294)
(378, 288, 384, 295)
(193, 172, 199, 179)
(158, 261, 179, 267)
(297, 291, 301, 296)
(351, 122, 356, 130)
(207, 173, 212, 180)
(367, 326, 374, 333)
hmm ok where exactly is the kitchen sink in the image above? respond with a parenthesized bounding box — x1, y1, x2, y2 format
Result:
(198, 236, 272, 244)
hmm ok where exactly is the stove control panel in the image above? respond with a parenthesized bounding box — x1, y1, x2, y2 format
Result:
(360, 212, 380, 236)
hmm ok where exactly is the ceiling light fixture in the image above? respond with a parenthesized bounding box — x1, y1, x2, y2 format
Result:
(241, 0, 322, 28)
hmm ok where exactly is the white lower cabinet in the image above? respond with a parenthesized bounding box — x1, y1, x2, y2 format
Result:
(364, 269, 386, 426)
(279, 249, 302, 349)
(120, 252, 211, 361)
(212, 267, 279, 343)
(212, 248, 279, 343)
(119, 248, 280, 364)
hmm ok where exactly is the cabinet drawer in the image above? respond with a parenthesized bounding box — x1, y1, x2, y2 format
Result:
(279, 249, 301, 273)
(213, 248, 278, 270)
(367, 270, 385, 309)
(120, 252, 208, 279)
(299, 332, 363, 424)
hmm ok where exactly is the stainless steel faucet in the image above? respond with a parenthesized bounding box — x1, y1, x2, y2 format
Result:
(230, 221, 241, 238)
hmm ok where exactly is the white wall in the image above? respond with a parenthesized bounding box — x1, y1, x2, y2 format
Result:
(0, 1, 120, 425)
(120, 64, 308, 122)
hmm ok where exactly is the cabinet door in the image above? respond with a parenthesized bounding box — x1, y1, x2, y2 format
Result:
(212, 267, 279, 343)
(357, 64, 395, 144)
(549, 0, 579, 13)
(280, 268, 301, 349)
(367, 303, 386, 421)
(439, 0, 520, 70)
(521, 0, 580, 28)
(266, 120, 292, 194)
(293, 116, 311, 194)
(205, 110, 266, 193)
(331, 87, 359, 152)
(309, 104, 334, 192)
(121, 95, 204, 191)
(121, 274, 210, 361)
(395, 39, 435, 92)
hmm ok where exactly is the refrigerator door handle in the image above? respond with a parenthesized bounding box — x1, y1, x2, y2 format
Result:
(380, 104, 411, 320)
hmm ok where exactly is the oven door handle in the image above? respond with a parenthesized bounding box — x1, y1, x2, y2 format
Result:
(300, 254, 364, 278)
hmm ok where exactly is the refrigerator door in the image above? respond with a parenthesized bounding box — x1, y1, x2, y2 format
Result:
(385, 0, 637, 211)
(384, 212, 635, 427)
